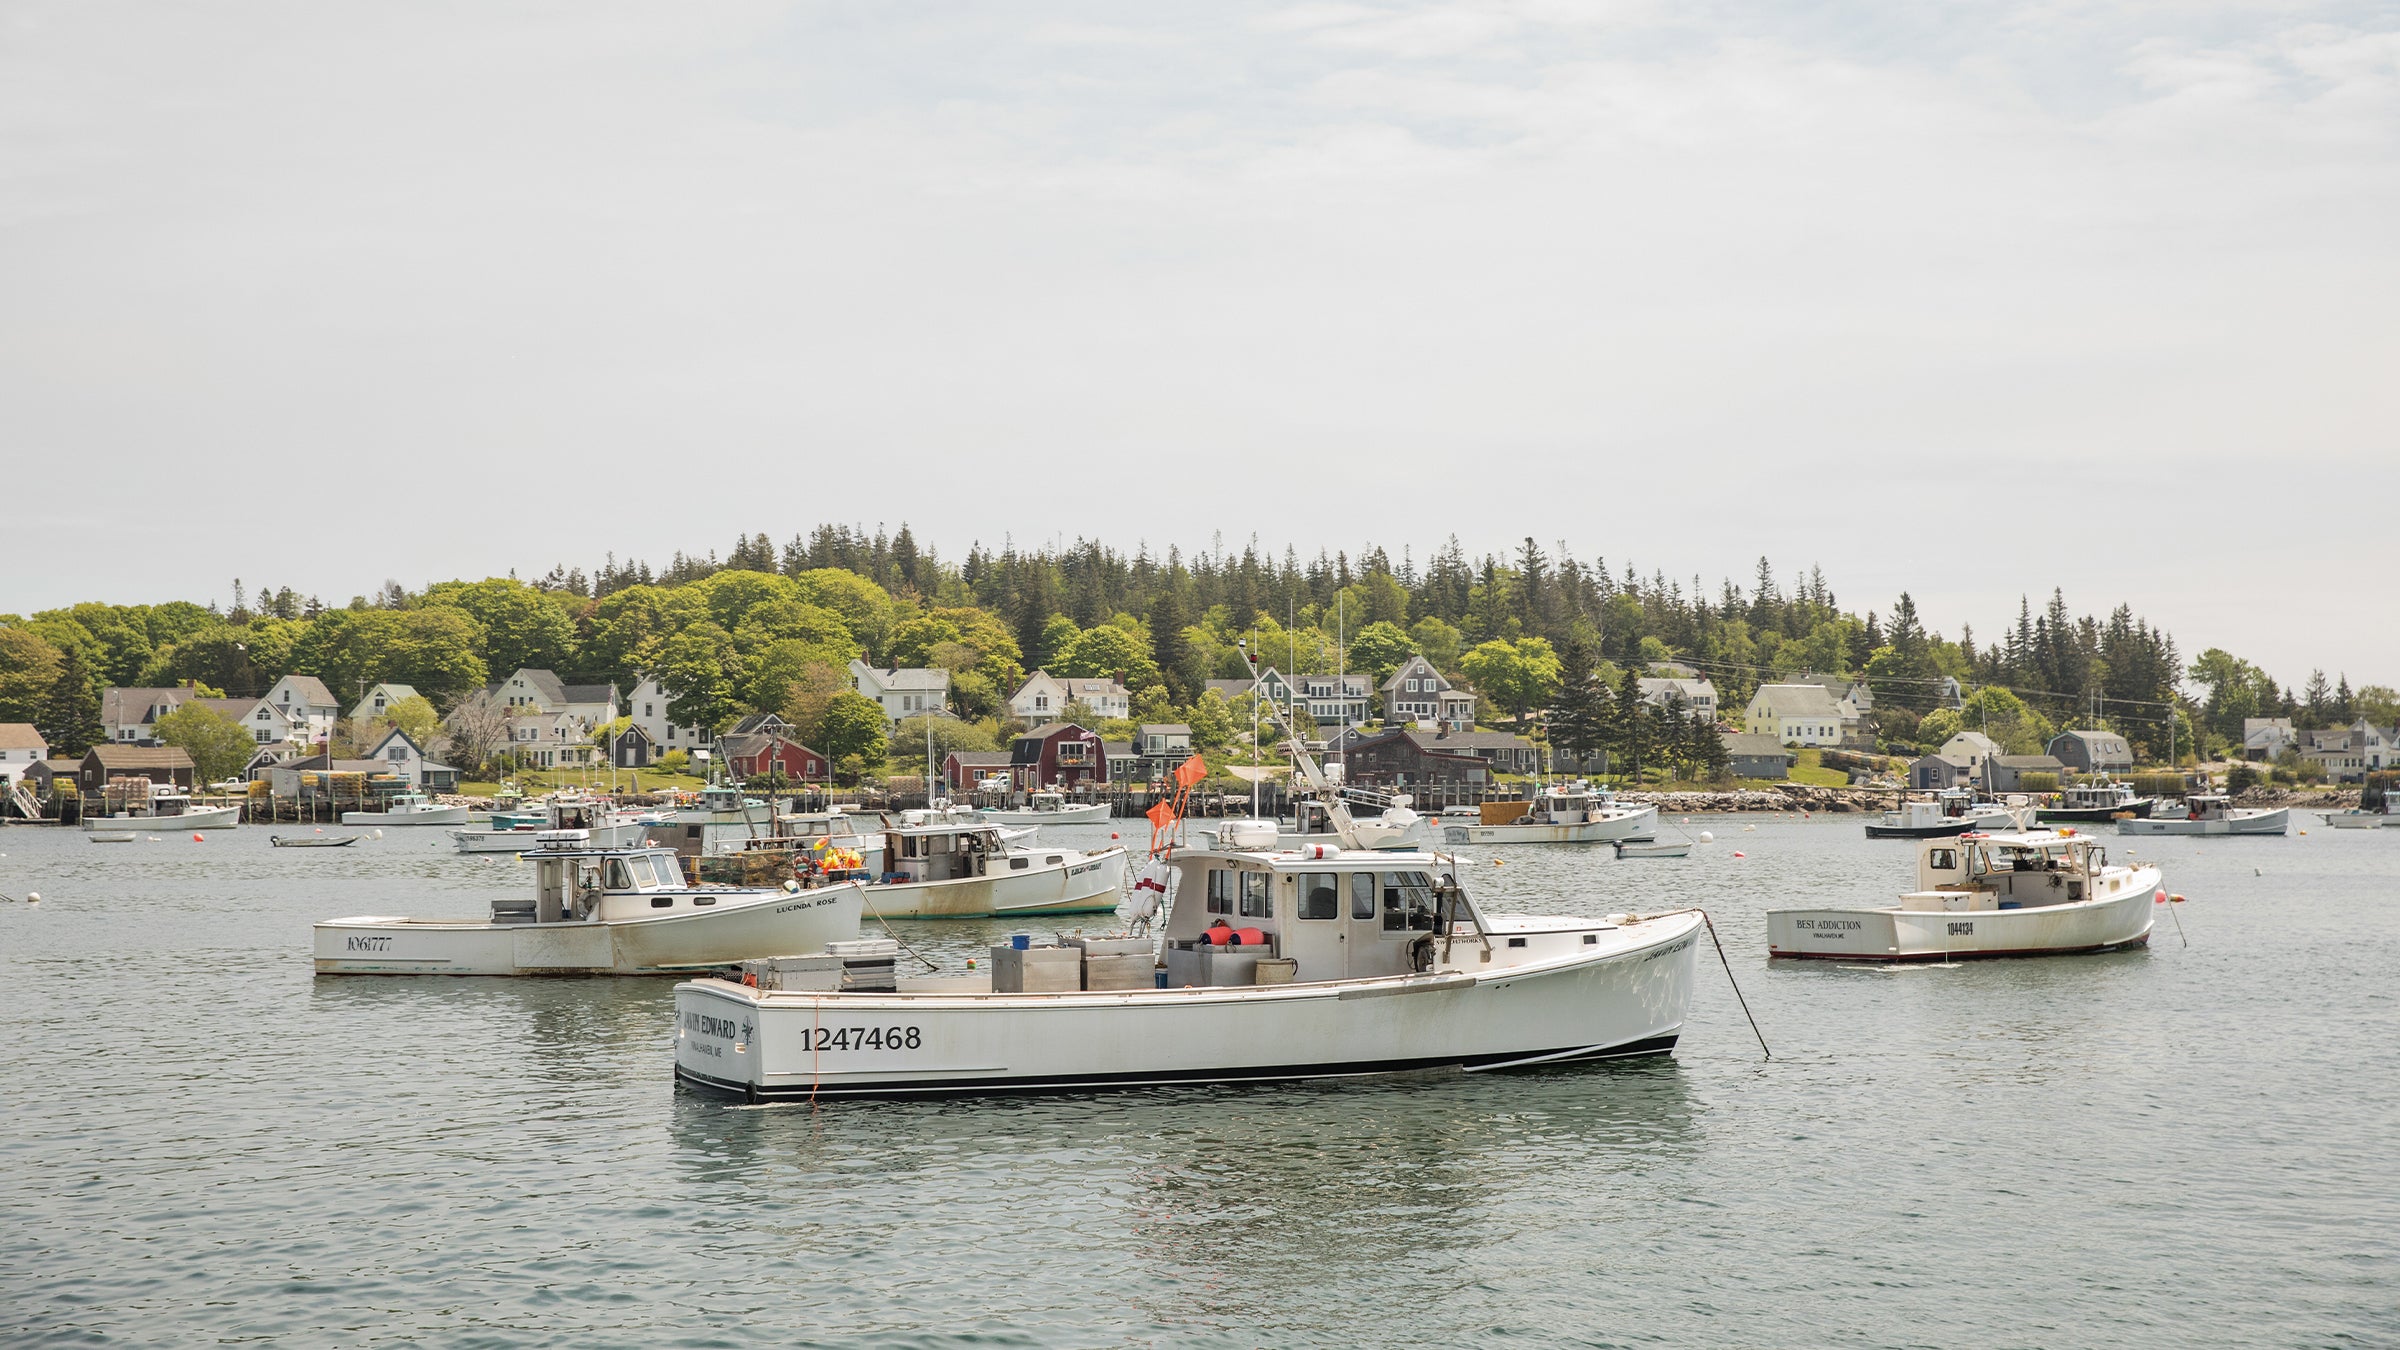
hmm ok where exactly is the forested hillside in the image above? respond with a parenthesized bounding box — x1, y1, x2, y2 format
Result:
(3, 525, 2389, 776)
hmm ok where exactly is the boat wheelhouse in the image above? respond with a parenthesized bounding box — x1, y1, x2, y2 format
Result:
(314, 829, 864, 975)
(673, 839, 1701, 1100)
(1770, 829, 2160, 960)
(1198, 793, 1424, 852)
(2116, 794, 2287, 836)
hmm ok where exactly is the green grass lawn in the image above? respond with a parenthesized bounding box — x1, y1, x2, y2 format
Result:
(1788, 750, 1851, 788)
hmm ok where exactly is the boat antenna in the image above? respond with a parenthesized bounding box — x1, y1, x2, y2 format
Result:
(1242, 634, 1259, 820)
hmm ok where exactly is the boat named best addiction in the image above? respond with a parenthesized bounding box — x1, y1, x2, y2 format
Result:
(314, 830, 863, 975)
(1769, 828, 2160, 961)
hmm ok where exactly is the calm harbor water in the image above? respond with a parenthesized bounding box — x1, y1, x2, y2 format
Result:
(3, 814, 2395, 1347)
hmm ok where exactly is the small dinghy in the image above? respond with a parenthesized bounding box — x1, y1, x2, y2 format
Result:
(87, 831, 138, 844)
(272, 835, 358, 848)
(1615, 840, 1691, 859)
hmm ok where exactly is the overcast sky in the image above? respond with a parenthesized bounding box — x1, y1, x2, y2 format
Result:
(4, 2, 2394, 687)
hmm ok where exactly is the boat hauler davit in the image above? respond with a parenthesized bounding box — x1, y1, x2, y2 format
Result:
(1768, 829, 2161, 961)
(314, 829, 864, 975)
(673, 698, 1700, 1100)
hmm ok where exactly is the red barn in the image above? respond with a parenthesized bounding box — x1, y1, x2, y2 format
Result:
(1010, 722, 1108, 790)
(723, 732, 829, 783)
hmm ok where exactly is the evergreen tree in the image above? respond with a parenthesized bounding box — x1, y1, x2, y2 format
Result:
(1690, 707, 1730, 781)
(1549, 638, 1606, 765)
(1147, 591, 1197, 704)
(1613, 668, 1648, 784)
(40, 645, 104, 757)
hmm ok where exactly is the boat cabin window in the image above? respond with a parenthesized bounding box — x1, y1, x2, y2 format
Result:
(1206, 869, 1237, 915)
(605, 858, 634, 890)
(1241, 872, 1273, 919)
(1379, 871, 1437, 934)
(1351, 872, 1375, 920)
(1297, 873, 1340, 920)
(625, 855, 662, 888)
(1928, 847, 1959, 872)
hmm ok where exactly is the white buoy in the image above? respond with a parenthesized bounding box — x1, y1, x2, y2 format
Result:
(1698, 830, 1714, 844)
(373, 829, 384, 840)
(1744, 824, 1757, 832)
(26, 892, 38, 904)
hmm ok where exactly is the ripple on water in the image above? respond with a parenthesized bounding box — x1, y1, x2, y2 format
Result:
(2, 819, 2397, 1346)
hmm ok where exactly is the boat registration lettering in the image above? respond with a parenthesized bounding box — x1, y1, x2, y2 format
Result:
(346, 935, 393, 952)
(1066, 861, 1101, 877)
(1947, 921, 1974, 936)
(810, 1026, 921, 1052)
(1791, 919, 1862, 931)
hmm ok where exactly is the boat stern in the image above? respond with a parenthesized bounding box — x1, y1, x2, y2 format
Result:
(673, 980, 766, 1097)
(1767, 907, 1899, 959)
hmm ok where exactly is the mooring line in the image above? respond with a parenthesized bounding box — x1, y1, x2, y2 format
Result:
(1699, 910, 1772, 1061)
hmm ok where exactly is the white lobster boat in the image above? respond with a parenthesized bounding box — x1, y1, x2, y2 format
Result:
(2321, 805, 2395, 829)
(2116, 794, 2288, 837)
(82, 787, 242, 831)
(315, 830, 864, 975)
(860, 805, 1126, 919)
(1439, 783, 1656, 845)
(977, 791, 1112, 826)
(1864, 790, 2032, 839)
(674, 694, 1703, 1101)
(449, 796, 661, 853)
(342, 791, 470, 827)
(675, 845, 1699, 1100)
(1199, 795, 1424, 851)
(1769, 829, 2160, 961)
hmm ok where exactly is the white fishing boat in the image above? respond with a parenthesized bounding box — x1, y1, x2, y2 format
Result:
(314, 829, 865, 975)
(448, 795, 660, 854)
(2116, 794, 2288, 837)
(978, 791, 1111, 826)
(82, 786, 242, 831)
(672, 685, 1707, 1100)
(1769, 829, 2160, 961)
(862, 805, 1126, 919)
(1198, 794, 1424, 851)
(2320, 798, 2397, 829)
(1439, 782, 1655, 845)
(1864, 790, 2031, 839)
(2036, 781, 2156, 824)
(341, 791, 470, 827)
(675, 841, 1699, 1101)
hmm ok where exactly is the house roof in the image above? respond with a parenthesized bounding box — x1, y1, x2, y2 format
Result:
(1723, 733, 1795, 758)
(272, 675, 337, 708)
(366, 727, 424, 755)
(1139, 723, 1191, 736)
(2051, 729, 2132, 755)
(356, 683, 422, 708)
(561, 683, 617, 706)
(1016, 722, 1094, 743)
(1379, 657, 1443, 693)
(100, 687, 190, 726)
(509, 669, 571, 704)
(1911, 753, 1973, 770)
(187, 697, 262, 723)
(728, 712, 788, 735)
(85, 744, 195, 771)
(1060, 677, 1129, 699)
(868, 666, 951, 693)
(1749, 684, 1846, 719)
(1103, 741, 1136, 757)
(1942, 732, 2000, 755)
(1639, 677, 1716, 701)
(1344, 728, 1489, 764)
(0, 722, 47, 750)
(945, 751, 1013, 767)
(1992, 755, 2065, 770)
(1424, 730, 1534, 751)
